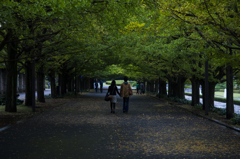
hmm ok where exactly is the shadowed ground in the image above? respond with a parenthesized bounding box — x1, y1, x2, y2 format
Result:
(1, 92, 240, 158)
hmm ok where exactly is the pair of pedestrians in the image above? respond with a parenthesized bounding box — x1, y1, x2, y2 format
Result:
(107, 76, 133, 113)
(95, 79, 103, 93)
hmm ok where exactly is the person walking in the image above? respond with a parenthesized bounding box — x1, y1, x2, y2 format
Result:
(100, 80, 103, 93)
(95, 79, 98, 92)
(120, 76, 133, 113)
(136, 82, 139, 94)
(140, 82, 145, 95)
(108, 80, 120, 113)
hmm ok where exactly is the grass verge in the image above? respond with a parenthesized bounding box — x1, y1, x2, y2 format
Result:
(185, 92, 240, 105)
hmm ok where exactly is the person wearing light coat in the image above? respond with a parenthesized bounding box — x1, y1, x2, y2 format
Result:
(120, 76, 133, 113)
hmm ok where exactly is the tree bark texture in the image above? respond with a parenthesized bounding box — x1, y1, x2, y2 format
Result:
(25, 61, 33, 106)
(90, 78, 94, 89)
(5, 39, 18, 112)
(209, 82, 217, 108)
(76, 76, 80, 92)
(226, 65, 234, 119)
(67, 75, 73, 92)
(191, 77, 200, 106)
(155, 80, 159, 93)
(200, 81, 206, 110)
(147, 81, 150, 92)
(168, 77, 186, 99)
(60, 72, 67, 95)
(49, 70, 56, 98)
(177, 77, 186, 99)
(37, 65, 45, 102)
(150, 80, 154, 92)
(159, 80, 167, 95)
(168, 79, 173, 97)
(200, 80, 216, 110)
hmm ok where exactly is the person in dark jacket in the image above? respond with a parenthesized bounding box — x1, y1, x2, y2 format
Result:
(108, 80, 120, 113)
(95, 79, 98, 92)
(100, 80, 103, 93)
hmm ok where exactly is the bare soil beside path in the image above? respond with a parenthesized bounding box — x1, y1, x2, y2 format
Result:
(0, 92, 240, 158)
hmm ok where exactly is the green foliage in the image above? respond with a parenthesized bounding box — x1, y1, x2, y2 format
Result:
(0, 94, 23, 105)
(185, 92, 240, 105)
(230, 114, 240, 125)
(194, 103, 203, 110)
(158, 94, 192, 105)
(210, 106, 226, 116)
(169, 97, 191, 104)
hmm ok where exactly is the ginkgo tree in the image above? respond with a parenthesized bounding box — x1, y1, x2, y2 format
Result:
(0, 0, 145, 112)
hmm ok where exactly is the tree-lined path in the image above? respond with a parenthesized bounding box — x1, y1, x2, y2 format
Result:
(1, 92, 240, 158)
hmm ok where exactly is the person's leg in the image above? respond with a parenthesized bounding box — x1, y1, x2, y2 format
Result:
(123, 97, 126, 113)
(125, 97, 129, 113)
(110, 102, 112, 113)
(112, 103, 115, 113)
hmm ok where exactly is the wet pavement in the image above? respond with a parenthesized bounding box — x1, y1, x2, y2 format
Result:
(1, 91, 240, 158)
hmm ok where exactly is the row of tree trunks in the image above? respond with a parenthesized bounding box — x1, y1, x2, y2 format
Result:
(168, 76, 186, 99)
(146, 80, 161, 93)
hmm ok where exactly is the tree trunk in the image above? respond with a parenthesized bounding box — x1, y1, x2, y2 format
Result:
(190, 77, 200, 106)
(90, 78, 94, 89)
(160, 80, 167, 95)
(168, 79, 173, 97)
(150, 80, 154, 92)
(200, 80, 215, 110)
(60, 72, 67, 95)
(71, 76, 74, 92)
(177, 77, 186, 99)
(155, 80, 159, 93)
(25, 61, 32, 106)
(147, 81, 150, 91)
(67, 75, 73, 92)
(76, 76, 80, 92)
(49, 70, 56, 98)
(5, 39, 18, 112)
(226, 65, 234, 119)
(200, 80, 206, 110)
(37, 65, 45, 102)
(172, 81, 178, 98)
(209, 82, 216, 108)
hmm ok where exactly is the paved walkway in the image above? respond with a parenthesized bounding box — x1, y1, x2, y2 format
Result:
(1, 91, 240, 158)
(17, 86, 240, 114)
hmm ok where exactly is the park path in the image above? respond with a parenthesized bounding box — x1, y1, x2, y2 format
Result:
(2, 91, 240, 158)
(18, 85, 240, 114)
